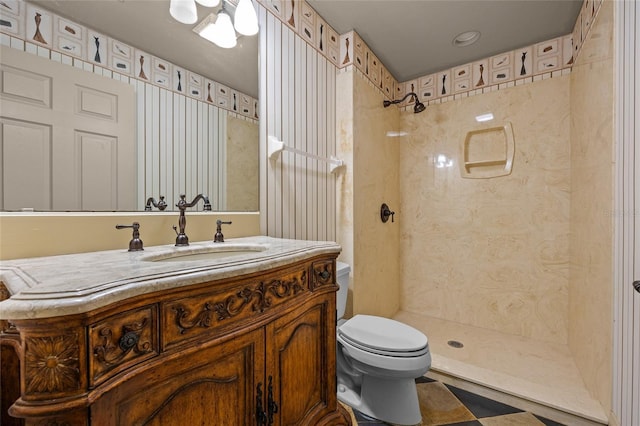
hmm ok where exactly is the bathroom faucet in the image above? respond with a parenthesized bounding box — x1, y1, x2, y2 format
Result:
(145, 196, 167, 211)
(115, 222, 144, 251)
(214, 219, 232, 243)
(173, 194, 212, 246)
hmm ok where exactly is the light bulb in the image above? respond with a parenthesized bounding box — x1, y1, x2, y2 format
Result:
(234, 0, 259, 36)
(195, 0, 220, 6)
(211, 10, 237, 48)
(170, 0, 198, 24)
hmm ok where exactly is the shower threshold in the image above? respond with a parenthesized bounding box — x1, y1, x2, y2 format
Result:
(393, 311, 608, 426)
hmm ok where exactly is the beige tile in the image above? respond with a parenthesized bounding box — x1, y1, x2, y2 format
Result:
(568, 0, 614, 415)
(416, 382, 476, 426)
(479, 412, 545, 426)
(399, 75, 571, 345)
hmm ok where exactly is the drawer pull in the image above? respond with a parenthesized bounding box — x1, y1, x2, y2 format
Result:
(256, 382, 267, 425)
(267, 375, 278, 425)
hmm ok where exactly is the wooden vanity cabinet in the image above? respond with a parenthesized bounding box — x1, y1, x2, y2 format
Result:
(3, 255, 351, 426)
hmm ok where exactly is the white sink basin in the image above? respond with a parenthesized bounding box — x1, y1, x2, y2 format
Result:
(141, 243, 267, 263)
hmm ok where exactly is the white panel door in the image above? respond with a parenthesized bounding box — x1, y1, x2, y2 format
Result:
(0, 46, 135, 211)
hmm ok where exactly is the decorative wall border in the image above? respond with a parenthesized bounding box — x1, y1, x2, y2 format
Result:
(335, 0, 604, 110)
(1, 0, 605, 116)
(256, 0, 342, 68)
(0, 0, 258, 120)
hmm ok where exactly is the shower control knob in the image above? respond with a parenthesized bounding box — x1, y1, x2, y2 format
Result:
(380, 203, 395, 223)
(634, 280, 640, 293)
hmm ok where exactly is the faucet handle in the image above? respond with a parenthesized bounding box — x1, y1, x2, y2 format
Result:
(203, 196, 212, 211)
(214, 219, 232, 243)
(115, 222, 144, 251)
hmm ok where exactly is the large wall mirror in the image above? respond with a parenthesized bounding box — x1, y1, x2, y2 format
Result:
(0, 0, 259, 212)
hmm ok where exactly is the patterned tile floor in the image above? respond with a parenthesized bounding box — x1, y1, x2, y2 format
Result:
(350, 377, 565, 426)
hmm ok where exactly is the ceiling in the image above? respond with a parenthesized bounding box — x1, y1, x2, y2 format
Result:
(308, 0, 583, 83)
(32, 0, 583, 99)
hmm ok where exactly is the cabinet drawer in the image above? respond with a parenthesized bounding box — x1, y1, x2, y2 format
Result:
(163, 267, 308, 350)
(89, 305, 158, 387)
(310, 260, 335, 291)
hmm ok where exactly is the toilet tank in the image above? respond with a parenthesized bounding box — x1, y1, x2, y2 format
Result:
(336, 262, 350, 320)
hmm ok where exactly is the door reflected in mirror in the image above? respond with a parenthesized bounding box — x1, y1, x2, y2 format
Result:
(0, 0, 259, 212)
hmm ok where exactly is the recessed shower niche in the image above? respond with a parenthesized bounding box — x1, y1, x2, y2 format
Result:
(461, 122, 515, 178)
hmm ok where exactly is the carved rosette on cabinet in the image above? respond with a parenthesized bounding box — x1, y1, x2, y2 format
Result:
(24, 334, 81, 396)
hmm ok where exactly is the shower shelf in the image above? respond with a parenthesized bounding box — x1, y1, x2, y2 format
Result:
(461, 122, 514, 179)
(464, 159, 508, 171)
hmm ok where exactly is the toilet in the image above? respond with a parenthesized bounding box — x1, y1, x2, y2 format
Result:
(335, 262, 431, 426)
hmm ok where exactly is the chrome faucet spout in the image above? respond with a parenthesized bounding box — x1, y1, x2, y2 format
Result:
(174, 194, 211, 246)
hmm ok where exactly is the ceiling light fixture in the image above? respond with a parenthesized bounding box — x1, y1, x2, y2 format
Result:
(195, 0, 220, 6)
(170, 0, 198, 24)
(210, 7, 237, 48)
(453, 30, 481, 47)
(172, 0, 259, 49)
(234, 0, 259, 36)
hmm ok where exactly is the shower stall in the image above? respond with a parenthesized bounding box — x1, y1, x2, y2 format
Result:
(390, 5, 614, 424)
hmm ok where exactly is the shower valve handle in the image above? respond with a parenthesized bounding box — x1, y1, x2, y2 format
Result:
(380, 203, 395, 223)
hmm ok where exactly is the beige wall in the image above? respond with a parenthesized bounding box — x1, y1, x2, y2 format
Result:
(398, 76, 572, 344)
(569, 0, 614, 415)
(336, 69, 401, 319)
(336, 70, 355, 317)
(0, 212, 260, 260)
(227, 116, 259, 211)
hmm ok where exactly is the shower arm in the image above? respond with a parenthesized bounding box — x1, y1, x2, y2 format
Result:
(383, 92, 426, 113)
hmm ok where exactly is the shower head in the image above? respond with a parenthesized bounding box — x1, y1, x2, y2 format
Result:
(382, 92, 426, 114)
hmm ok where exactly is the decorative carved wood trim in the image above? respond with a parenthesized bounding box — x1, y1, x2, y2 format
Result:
(310, 262, 333, 291)
(173, 271, 307, 335)
(93, 318, 152, 367)
(25, 334, 80, 394)
(0, 281, 12, 333)
(89, 306, 157, 385)
(0, 282, 9, 301)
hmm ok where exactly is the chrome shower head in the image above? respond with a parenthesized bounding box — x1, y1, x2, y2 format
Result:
(382, 92, 425, 114)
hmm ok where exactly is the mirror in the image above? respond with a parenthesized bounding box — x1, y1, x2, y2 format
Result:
(0, 0, 259, 212)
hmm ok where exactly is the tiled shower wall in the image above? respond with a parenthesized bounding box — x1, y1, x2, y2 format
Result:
(569, 0, 614, 415)
(398, 74, 572, 345)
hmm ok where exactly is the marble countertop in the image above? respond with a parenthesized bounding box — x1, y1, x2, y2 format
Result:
(0, 236, 341, 320)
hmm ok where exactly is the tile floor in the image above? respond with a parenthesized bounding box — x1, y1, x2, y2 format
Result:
(393, 311, 606, 423)
(350, 377, 565, 426)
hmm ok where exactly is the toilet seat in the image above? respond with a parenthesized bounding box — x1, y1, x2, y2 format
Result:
(338, 315, 428, 357)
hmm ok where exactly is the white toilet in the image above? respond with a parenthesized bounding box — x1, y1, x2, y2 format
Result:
(335, 262, 431, 426)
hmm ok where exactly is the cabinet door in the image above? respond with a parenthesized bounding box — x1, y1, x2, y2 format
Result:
(91, 328, 265, 426)
(266, 295, 337, 426)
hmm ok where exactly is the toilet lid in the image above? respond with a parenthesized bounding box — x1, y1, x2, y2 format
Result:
(338, 315, 428, 353)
